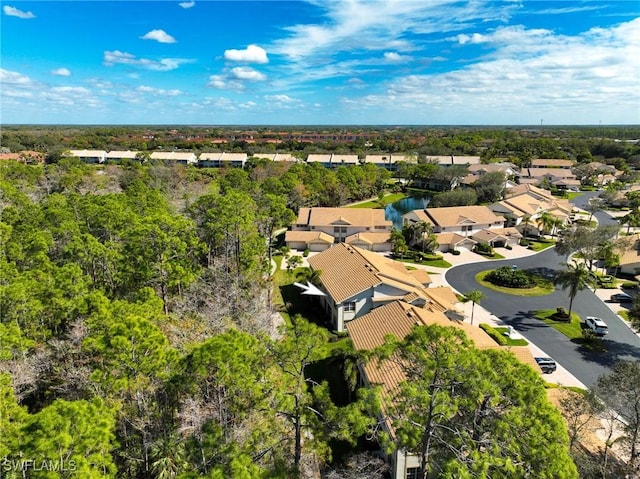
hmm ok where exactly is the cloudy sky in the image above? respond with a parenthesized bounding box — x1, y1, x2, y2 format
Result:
(1, 0, 639, 125)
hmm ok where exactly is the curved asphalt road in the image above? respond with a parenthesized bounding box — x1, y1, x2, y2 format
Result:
(445, 192, 640, 387)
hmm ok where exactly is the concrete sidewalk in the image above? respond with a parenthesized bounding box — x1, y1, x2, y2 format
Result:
(409, 245, 587, 389)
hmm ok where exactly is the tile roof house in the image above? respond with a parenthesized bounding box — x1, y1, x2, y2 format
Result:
(0, 150, 45, 164)
(197, 152, 223, 167)
(490, 184, 574, 236)
(424, 155, 482, 166)
(364, 154, 417, 171)
(306, 153, 333, 168)
(460, 162, 520, 189)
(521, 167, 577, 188)
(346, 300, 539, 479)
(286, 207, 392, 252)
(105, 150, 140, 163)
(197, 152, 246, 168)
(150, 151, 197, 165)
(307, 243, 463, 332)
(403, 205, 516, 251)
(66, 149, 107, 164)
(530, 159, 574, 168)
(614, 234, 640, 276)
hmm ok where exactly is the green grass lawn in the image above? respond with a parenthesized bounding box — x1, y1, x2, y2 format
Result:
(271, 256, 295, 326)
(399, 255, 452, 268)
(526, 239, 557, 252)
(494, 327, 529, 346)
(475, 270, 555, 296)
(534, 309, 606, 352)
(347, 192, 406, 209)
(474, 251, 506, 260)
(535, 309, 583, 339)
(566, 192, 584, 201)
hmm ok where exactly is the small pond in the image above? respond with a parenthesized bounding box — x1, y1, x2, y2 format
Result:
(385, 195, 430, 229)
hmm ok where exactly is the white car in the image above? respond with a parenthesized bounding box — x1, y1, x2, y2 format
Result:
(584, 316, 609, 336)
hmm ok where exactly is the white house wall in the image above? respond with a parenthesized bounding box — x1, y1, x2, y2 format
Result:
(336, 290, 372, 332)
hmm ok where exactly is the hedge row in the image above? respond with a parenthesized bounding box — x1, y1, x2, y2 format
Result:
(479, 323, 508, 346)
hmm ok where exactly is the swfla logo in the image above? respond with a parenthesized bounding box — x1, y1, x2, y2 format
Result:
(1, 457, 77, 473)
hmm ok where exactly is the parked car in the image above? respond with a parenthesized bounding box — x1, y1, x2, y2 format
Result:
(535, 357, 557, 374)
(584, 316, 609, 336)
(611, 293, 633, 303)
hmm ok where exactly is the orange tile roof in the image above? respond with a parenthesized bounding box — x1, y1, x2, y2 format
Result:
(424, 205, 504, 228)
(296, 207, 391, 228)
(615, 234, 640, 266)
(308, 244, 382, 303)
(285, 231, 334, 243)
(530, 159, 574, 168)
(307, 244, 425, 303)
(345, 232, 392, 245)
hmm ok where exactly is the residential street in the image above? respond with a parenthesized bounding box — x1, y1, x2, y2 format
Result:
(443, 193, 640, 388)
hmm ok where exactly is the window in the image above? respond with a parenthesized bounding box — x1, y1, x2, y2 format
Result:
(461, 225, 473, 232)
(406, 467, 420, 479)
(343, 301, 356, 312)
(375, 225, 387, 230)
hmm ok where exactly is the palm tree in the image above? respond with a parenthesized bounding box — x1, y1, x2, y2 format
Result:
(536, 212, 556, 237)
(553, 262, 591, 319)
(296, 267, 322, 286)
(390, 227, 408, 259)
(463, 290, 486, 325)
(619, 208, 640, 235)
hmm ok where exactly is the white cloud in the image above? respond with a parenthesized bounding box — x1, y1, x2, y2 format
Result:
(0, 68, 33, 85)
(224, 44, 269, 64)
(207, 74, 244, 90)
(140, 29, 177, 44)
(3, 5, 35, 19)
(231, 66, 266, 81)
(136, 85, 182, 96)
(179, 1, 195, 8)
(103, 50, 191, 71)
(383, 51, 412, 63)
(51, 68, 71, 77)
(270, 1, 515, 60)
(264, 94, 299, 103)
(346, 18, 640, 124)
(455, 32, 485, 44)
(207, 66, 266, 90)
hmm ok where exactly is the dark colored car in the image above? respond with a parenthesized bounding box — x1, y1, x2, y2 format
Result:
(611, 293, 633, 303)
(535, 357, 557, 374)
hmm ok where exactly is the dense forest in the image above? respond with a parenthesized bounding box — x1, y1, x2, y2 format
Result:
(2, 125, 640, 169)
(1, 126, 639, 478)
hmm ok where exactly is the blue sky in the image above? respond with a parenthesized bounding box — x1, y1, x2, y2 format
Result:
(1, 0, 639, 125)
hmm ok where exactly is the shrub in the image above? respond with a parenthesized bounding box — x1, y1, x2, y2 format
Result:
(485, 266, 535, 288)
(553, 307, 570, 321)
(505, 244, 513, 250)
(519, 239, 530, 247)
(474, 241, 494, 256)
(451, 249, 461, 256)
(303, 248, 310, 257)
(479, 323, 508, 346)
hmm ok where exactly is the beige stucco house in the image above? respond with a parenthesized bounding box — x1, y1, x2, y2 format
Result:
(305, 243, 468, 332)
(403, 205, 519, 251)
(614, 234, 640, 276)
(346, 300, 539, 479)
(150, 151, 197, 165)
(66, 149, 107, 164)
(285, 207, 392, 252)
(490, 184, 574, 236)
